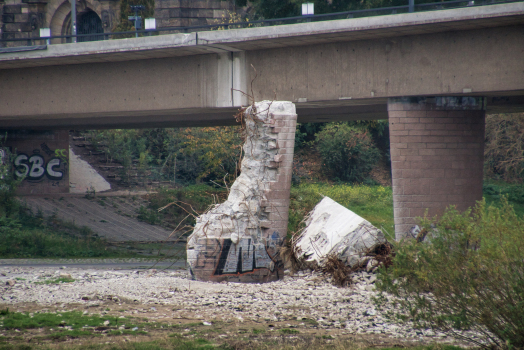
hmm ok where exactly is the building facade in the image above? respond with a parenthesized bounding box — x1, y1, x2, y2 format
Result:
(0, 0, 236, 47)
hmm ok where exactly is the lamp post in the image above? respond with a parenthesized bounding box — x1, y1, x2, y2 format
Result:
(70, 0, 77, 42)
(129, 5, 145, 38)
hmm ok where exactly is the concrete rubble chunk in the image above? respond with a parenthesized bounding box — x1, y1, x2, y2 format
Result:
(294, 196, 386, 268)
(187, 101, 297, 283)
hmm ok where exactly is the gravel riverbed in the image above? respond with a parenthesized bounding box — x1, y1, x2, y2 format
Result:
(0, 264, 478, 346)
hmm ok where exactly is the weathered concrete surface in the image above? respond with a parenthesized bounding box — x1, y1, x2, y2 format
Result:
(69, 147, 111, 194)
(294, 197, 386, 268)
(187, 101, 296, 283)
(388, 97, 486, 239)
(0, 3, 523, 129)
(20, 194, 174, 242)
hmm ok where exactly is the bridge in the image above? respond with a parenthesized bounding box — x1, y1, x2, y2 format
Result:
(1, 2, 523, 239)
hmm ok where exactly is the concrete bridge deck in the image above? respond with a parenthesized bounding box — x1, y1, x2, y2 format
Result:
(0, 2, 523, 129)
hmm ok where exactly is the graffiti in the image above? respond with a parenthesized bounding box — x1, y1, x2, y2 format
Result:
(211, 233, 282, 276)
(54, 148, 67, 162)
(14, 153, 64, 180)
(40, 143, 53, 157)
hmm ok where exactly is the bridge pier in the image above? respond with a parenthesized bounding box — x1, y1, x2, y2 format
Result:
(187, 101, 296, 283)
(388, 97, 486, 240)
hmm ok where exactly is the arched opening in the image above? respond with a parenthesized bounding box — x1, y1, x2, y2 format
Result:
(77, 10, 103, 42)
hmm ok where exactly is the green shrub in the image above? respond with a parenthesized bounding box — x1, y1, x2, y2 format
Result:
(483, 181, 524, 204)
(316, 123, 380, 183)
(374, 199, 524, 348)
(137, 205, 161, 225)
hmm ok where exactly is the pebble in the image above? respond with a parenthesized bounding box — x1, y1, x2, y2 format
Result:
(0, 266, 483, 344)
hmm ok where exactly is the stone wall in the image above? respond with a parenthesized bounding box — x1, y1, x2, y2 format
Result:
(0, 0, 47, 48)
(1, 130, 69, 195)
(388, 97, 486, 239)
(154, 0, 235, 29)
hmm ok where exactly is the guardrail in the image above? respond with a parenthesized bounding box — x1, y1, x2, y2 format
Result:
(0, 0, 520, 49)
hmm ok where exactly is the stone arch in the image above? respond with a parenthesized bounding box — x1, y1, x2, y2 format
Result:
(77, 10, 103, 42)
(47, 0, 105, 44)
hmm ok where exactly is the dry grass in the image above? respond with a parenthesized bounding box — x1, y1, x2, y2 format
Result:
(485, 113, 524, 182)
(320, 254, 353, 287)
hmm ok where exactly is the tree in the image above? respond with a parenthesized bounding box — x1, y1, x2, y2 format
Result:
(113, 0, 154, 33)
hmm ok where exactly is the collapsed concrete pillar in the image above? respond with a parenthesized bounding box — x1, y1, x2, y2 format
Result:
(187, 101, 297, 283)
(388, 97, 486, 240)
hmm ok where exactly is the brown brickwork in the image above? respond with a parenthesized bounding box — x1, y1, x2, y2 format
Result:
(154, 0, 235, 30)
(1, 130, 69, 195)
(261, 112, 297, 243)
(388, 97, 486, 239)
(187, 102, 296, 283)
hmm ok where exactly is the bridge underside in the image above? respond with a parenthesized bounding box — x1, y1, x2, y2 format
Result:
(1, 3, 524, 243)
(1, 4, 523, 130)
(0, 95, 523, 130)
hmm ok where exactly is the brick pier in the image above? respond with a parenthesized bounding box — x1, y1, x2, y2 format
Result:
(388, 97, 486, 239)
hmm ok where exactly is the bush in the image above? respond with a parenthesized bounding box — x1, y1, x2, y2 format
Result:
(374, 199, 524, 348)
(316, 123, 380, 182)
(88, 127, 241, 185)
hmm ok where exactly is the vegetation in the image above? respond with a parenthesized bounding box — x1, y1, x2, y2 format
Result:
(0, 308, 469, 349)
(88, 127, 241, 186)
(484, 113, 524, 183)
(374, 199, 524, 349)
(245, 0, 459, 19)
(113, 0, 154, 33)
(289, 183, 394, 237)
(315, 123, 381, 183)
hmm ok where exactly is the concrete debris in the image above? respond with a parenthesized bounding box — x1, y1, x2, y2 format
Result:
(294, 197, 387, 268)
(187, 101, 297, 283)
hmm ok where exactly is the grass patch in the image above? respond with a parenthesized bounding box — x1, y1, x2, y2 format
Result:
(0, 207, 135, 259)
(289, 183, 394, 238)
(483, 180, 524, 217)
(279, 328, 299, 334)
(34, 277, 75, 285)
(0, 311, 134, 332)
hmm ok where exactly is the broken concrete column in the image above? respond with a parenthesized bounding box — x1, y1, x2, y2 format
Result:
(294, 196, 387, 268)
(187, 101, 297, 283)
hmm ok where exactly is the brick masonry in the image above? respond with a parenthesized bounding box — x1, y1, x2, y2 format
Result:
(388, 97, 486, 239)
(261, 112, 297, 244)
(154, 0, 235, 29)
(0, 0, 47, 48)
(1, 130, 69, 195)
(187, 102, 297, 283)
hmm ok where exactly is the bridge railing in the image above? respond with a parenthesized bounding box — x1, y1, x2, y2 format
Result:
(0, 0, 520, 51)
